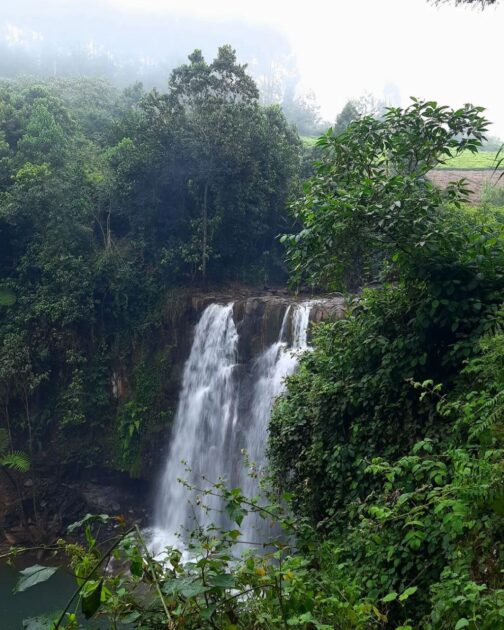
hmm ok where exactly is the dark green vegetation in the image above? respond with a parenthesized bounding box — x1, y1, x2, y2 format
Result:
(7, 98, 504, 629)
(2, 36, 504, 629)
(270, 101, 504, 626)
(0, 47, 301, 490)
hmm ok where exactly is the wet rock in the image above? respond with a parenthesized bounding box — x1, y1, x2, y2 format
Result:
(81, 483, 122, 514)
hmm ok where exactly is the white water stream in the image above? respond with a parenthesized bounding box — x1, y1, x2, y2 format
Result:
(151, 300, 313, 553)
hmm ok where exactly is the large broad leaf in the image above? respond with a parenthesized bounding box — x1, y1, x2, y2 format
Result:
(225, 499, 246, 526)
(14, 565, 58, 593)
(67, 513, 110, 533)
(208, 573, 236, 589)
(82, 579, 103, 619)
(163, 576, 210, 598)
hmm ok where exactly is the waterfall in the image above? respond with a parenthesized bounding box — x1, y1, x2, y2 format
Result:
(151, 300, 314, 553)
(239, 303, 312, 541)
(151, 303, 239, 551)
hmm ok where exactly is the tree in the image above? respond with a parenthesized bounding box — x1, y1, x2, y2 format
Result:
(281, 90, 327, 136)
(168, 46, 260, 278)
(271, 97, 504, 626)
(333, 100, 361, 136)
(333, 95, 384, 136)
(109, 47, 301, 283)
(283, 98, 488, 290)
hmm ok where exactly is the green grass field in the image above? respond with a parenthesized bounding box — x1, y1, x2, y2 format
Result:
(437, 150, 502, 169)
(300, 140, 502, 170)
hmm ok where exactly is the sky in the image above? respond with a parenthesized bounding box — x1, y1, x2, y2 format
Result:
(2, 0, 503, 135)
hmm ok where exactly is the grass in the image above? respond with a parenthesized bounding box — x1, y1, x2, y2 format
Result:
(436, 150, 503, 170)
(300, 139, 503, 170)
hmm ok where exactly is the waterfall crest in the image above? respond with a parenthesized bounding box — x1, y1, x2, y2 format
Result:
(151, 300, 314, 552)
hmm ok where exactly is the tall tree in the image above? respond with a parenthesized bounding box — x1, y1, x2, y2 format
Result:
(168, 46, 259, 278)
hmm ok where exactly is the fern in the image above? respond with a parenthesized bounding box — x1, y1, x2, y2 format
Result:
(0, 428, 30, 472)
(0, 451, 30, 472)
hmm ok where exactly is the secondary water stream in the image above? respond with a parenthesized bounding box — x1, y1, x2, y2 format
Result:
(151, 300, 314, 552)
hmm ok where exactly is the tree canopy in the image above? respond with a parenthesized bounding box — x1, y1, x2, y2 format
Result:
(0, 48, 302, 478)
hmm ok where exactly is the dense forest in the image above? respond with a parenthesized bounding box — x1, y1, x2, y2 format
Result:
(1, 24, 504, 630)
(0, 46, 302, 482)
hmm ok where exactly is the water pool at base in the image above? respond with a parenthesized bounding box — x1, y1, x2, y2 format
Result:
(0, 560, 77, 630)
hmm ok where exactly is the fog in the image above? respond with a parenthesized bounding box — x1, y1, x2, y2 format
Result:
(1, 0, 503, 134)
(0, 1, 296, 102)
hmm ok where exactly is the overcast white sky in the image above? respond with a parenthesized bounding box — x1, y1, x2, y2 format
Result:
(4, 0, 504, 135)
(101, 0, 504, 135)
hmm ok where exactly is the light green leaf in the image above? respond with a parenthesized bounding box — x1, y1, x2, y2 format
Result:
(14, 565, 58, 593)
(399, 586, 418, 601)
(201, 604, 217, 621)
(82, 579, 103, 619)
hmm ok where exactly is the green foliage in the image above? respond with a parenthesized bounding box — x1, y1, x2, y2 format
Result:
(0, 427, 29, 471)
(282, 98, 489, 290)
(3, 49, 503, 629)
(0, 49, 301, 486)
(271, 98, 504, 626)
(48, 480, 386, 629)
(114, 47, 301, 282)
(333, 100, 361, 136)
(14, 565, 58, 593)
(0, 286, 16, 306)
(481, 181, 504, 207)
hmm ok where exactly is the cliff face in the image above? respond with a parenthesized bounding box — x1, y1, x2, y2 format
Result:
(233, 295, 344, 363)
(108, 291, 346, 483)
(1, 290, 345, 544)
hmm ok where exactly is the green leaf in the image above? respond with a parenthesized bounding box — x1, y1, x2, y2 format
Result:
(382, 591, 398, 603)
(67, 513, 110, 533)
(201, 604, 217, 621)
(399, 586, 418, 601)
(164, 576, 210, 598)
(130, 556, 143, 578)
(1, 451, 30, 472)
(14, 565, 58, 593)
(455, 619, 470, 630)
(225, 500, 246, 526)
(82, 579, 103, 619)
(208, 573, 236, 589)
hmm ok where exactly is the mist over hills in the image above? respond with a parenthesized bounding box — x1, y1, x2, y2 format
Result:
(0, 0, 295, 94)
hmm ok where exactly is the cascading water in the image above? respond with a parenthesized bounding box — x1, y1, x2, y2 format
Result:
(151, 303, 239, 551)
(151, 300, 314, 552)
(239, 303, 313, 542)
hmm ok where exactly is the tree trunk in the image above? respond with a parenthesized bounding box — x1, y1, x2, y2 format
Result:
(106, 209, 112, 251)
